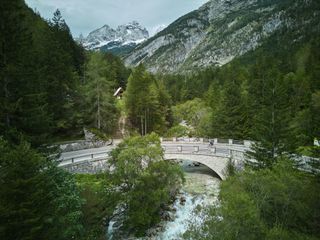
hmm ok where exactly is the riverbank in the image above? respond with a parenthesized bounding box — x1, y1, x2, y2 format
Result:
(107, 161, 221, 240)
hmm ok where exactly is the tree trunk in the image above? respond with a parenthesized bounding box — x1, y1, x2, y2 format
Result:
(2, 29, 10, 127)
(144, 109, 147, 135)
(4, 76, 10, 127)
(141, 115, 144, 136)
(271, 83, 275, 158)
(97, 85, 101, 129)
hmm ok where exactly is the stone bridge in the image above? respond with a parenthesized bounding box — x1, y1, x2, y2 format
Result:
(59, 138, 252, 180)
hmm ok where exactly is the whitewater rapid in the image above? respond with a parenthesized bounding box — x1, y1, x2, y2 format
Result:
(107, 160, 221, 240)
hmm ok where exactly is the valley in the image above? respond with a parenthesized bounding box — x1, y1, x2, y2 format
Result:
(1, 0, 320, 239)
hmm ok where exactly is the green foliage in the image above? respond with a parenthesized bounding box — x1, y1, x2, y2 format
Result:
(126, 161, 184, 236)
(0, 2, 130, 144)
(172, 98, 207, 126)
(75, 174, 108, 240)
(161, 68, 218, 104)
(165, 125, 190, 137)
(43, 9, 85, 135)
(0, 0, 51, 145)
(210, 66, 249, 139)
(108, 133, 165, 188)
(81, 52, 118, 134)
(311, 91, 320, 139)
(105, 133, 184, 236)
(0, 139, 83, 240)
(246, 62, 291, 168)
(159, 16, 320, 149)
(226, 158, 236, 177)
(89, 128, 111, 141)
(171, 98, 212, 137)
(185, 159, 320, 240)
(158, 34, 320, 162)
(125, 65, 172, 135)
(0, 2, 85, 145)
(98, 52, 131, 89)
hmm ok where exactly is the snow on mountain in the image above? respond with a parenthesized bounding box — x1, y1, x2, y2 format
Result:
(150, 24, 167, 36)
(79, 21, 149, 55)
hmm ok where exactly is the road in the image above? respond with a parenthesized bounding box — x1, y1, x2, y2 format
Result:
(60, 146, 115, 159)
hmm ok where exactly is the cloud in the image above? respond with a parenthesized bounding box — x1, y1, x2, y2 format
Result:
(25, 0, 208, 37)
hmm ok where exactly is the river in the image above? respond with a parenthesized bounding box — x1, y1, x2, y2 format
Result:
(107, 160, 221, 240)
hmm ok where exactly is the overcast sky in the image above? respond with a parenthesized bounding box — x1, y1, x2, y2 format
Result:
(25, 0, 208, 37)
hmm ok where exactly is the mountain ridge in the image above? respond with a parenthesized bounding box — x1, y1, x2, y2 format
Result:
(78, 21, 149, 56)
(123, 0, 320, 73)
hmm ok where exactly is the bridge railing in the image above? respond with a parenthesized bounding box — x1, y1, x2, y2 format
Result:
(58, 138, 319, 176)
(59, 150, 110, 166)
(59, 138, 254, 167)
(59, 144, 248, 167)
(162, 145, 247, 159)
(160, 137, 253, 147)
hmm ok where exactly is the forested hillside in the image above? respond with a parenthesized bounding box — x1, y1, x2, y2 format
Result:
(158, 30, 320, 158)
(0, 1, 129, 146)
(1, 0, 320, 239)
(0, 1, 129, 239)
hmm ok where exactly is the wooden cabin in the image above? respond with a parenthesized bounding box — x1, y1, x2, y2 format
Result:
(113, 87, 124, 99)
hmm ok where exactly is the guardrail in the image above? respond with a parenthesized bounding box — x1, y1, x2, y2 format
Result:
(60, 138, 249, 166)
(160, 137, 253, 147)
(57, 136, 319, 178)
(59, 150, 111, 166)
(59, 144, 248, 167)
(162, 145, 242, 157)
(58, 140, 318, 175)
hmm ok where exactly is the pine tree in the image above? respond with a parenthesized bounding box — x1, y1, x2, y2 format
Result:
(0, 0, 52, 145)
(311, 91, 320, 141)
(246, 63, 291, 169)
(41, 9, 83, 135)
(125, 65, 151, 135)
(82, 52, 118, 134)
(0, 139, 83, 240)
(210, 67, 247, 139)
(125, 65, 170, 135)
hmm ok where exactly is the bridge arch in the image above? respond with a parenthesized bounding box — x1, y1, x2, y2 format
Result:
(164, 153, 229, 180)
(59, 139, 249, 179)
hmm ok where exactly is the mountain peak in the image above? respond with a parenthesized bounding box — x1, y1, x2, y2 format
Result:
(80, 22, 149, 54)
(126, 20, 140, 26)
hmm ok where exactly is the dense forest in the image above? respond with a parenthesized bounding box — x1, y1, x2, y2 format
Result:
(1, 0, 320, 239)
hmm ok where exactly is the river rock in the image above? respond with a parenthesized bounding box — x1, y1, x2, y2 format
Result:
(162, 212, 173, 221)
(180, 196, 186, 205)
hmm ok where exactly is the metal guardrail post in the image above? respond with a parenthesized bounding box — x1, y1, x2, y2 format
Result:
(91, 154, 94, 159)
(194, 146, 199, 152)
(244, 140, 252, 147)
(178, 146, 182, 152)
(71, 158, 74, 163)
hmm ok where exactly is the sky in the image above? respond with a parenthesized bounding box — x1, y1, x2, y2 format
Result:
(25, 0, 209, 37)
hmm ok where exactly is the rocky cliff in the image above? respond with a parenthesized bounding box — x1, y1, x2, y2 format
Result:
(79, 21, 149, 56)
(124, 0, 320, 73)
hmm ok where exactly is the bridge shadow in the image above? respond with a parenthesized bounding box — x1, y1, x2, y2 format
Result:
(169, 159, 222, 180)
